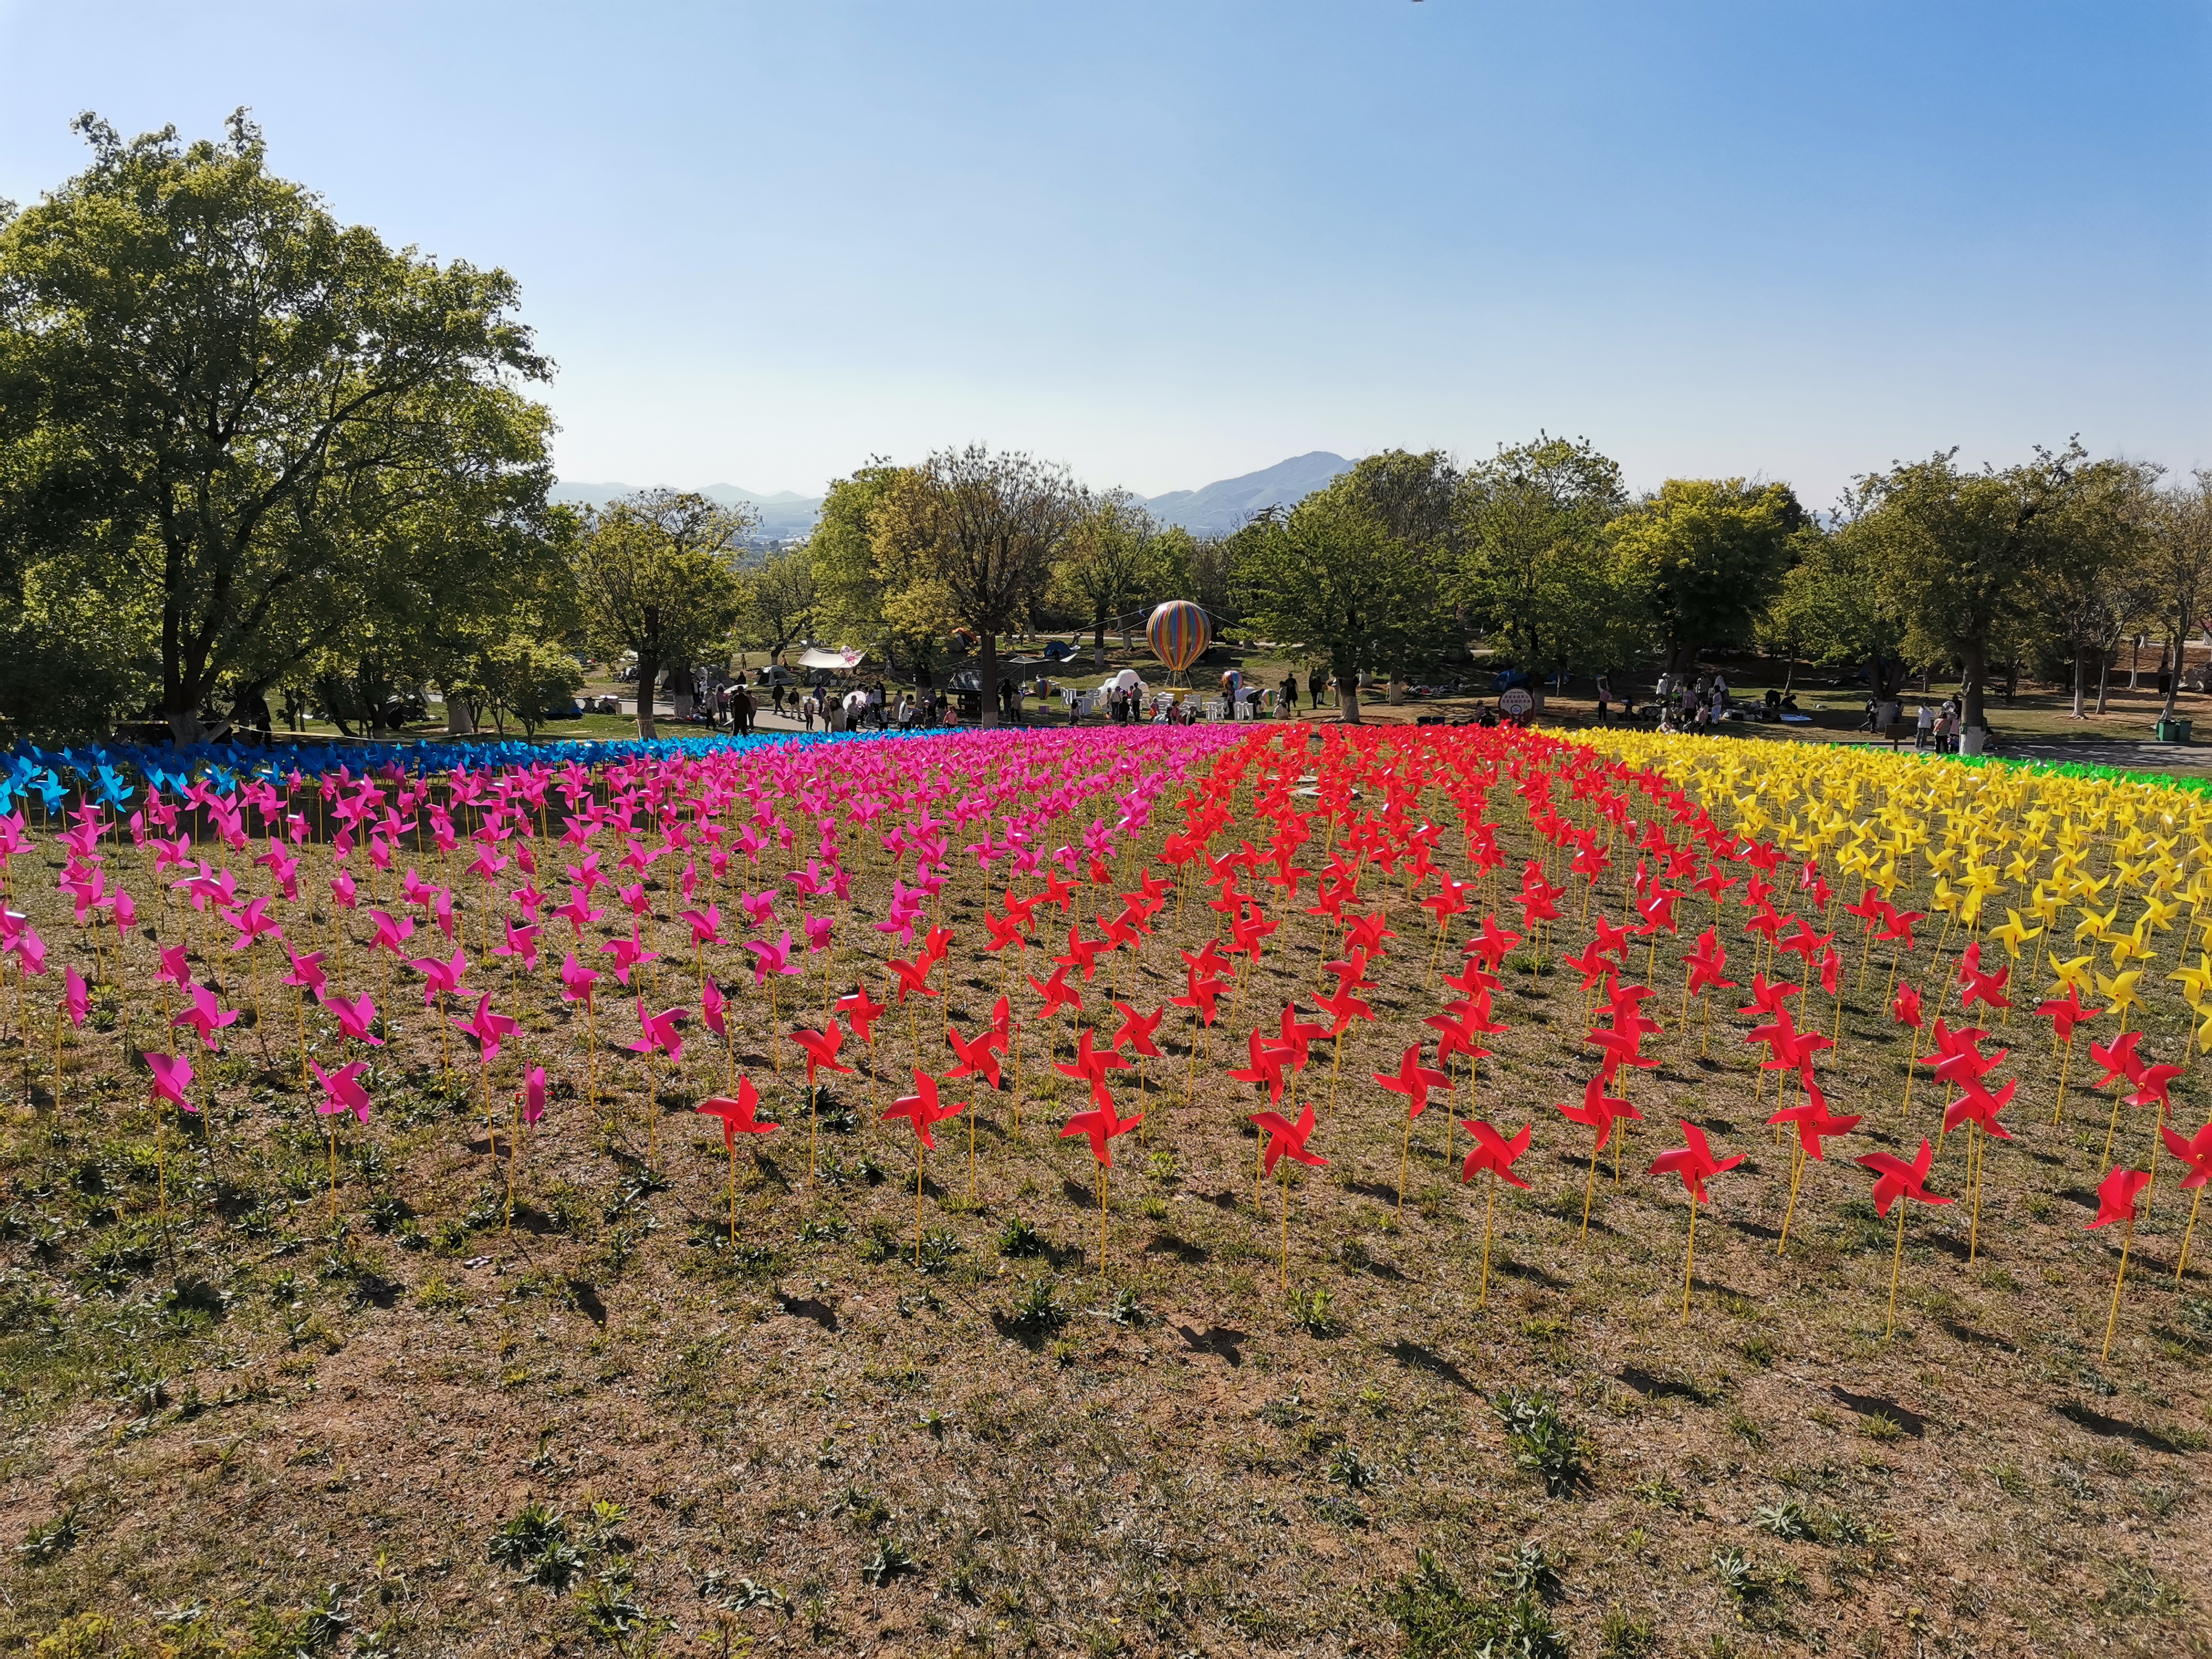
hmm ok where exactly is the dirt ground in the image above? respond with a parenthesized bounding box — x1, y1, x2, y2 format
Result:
(0, 724, 2205, 1659)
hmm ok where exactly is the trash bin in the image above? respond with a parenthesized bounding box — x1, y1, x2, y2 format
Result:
(2156, 717, 2193, 743)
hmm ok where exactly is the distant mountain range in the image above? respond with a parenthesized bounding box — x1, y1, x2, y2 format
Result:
(550, 451, 1353, 542)
(1138, 451, 1350, 535)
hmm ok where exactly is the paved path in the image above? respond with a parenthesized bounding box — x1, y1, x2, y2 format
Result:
(1991, 739, 2212, 774)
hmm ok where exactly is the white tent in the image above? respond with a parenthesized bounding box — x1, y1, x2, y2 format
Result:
(797, 647, 869, 672)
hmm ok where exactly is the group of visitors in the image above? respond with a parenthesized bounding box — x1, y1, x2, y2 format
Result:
(1648, 669, 1731, 733)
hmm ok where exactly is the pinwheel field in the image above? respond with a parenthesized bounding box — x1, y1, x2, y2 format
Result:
(3, 722, 2210, 1658)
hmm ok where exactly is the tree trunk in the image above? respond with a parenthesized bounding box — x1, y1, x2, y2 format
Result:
(1335, 655, 1361, 725)
(2130, 636, 2142, 691)
(634, 648, 660, 739)
(1093, 615, 1109, 669)
(166, 706, 205, 746)
(2072, 649, 2086, 720)
(2164, 614, 2186, 717)
(1960, 637, 1990, 733)
(2096, 650, 2110, 715)
(446, 691, 475, 737)
(980, 632, 1000, 728)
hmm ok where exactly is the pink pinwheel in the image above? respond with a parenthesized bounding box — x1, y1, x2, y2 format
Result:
(310, 1059, 373, 1123)
(522, 1065, 547, 1126)
(552, 893, 606, 938)
(62, 966, 89, 1029)
(629, 1000, 687, 1065)
(283, 946, 327, 996)
(455, 991, 520, 1067)
(599, 929, 658, 987)
(493, 919, 542, 972)
(323, 991, 384, 1047)
(368, 909, 416, 957)
(801, 911, 834, 954)
(156, 943, 191, 988)
(679, 905, 723, 947)
(560, 952, 601, 1004)
(171, 984, 239, 1051)
(409, 947, 469, 1009)
(747, 928, 801, 988)
(1649, 1120, 1745, 1324)
(147, 1050, 195, 1111)
(225, 895, 283, 952)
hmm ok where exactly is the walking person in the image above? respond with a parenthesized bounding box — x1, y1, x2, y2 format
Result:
(1594, 672, 1611, 723)
(1915, 702, 1934, 750)
(1308, 667, 1327, 708)
(1281, 671, 1299, 712)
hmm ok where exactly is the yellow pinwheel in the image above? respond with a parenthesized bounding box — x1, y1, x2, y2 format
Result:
(2074, 904, 2120, 947)
(2107, 921, 2157, 971)
(2096, 969, 2145, 1030)
(2168, 952, 2212, 1011)
(1988, 908, 2042, 962)
(2047, 949, 2098, 997)
(2027, 880, 2065, 930)
(2138, 893, 2183, 934)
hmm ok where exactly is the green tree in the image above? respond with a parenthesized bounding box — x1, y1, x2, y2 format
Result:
(1759, 516, 1908, 695)
(806, 462, 911, 654)
(741, 546, 822, 663)
(0, 111, 551, 742)
(2151, 471, 2212, 719)
(1231, 492, 1447, 724)
(1855, 441, 2118, 733)
(871, 446, 1081, 726)
(1608, 478, 1804, 673)
(571, 492, 751, 738)
(1455, 436, 1634, 690)
(1051, 489, 1173, 666)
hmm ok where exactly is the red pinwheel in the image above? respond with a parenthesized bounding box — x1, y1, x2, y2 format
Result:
(1459, 1118, 1532, 1307)
(696, 1076, 779, 1242)
(837, 983, 886, 1045)
(1058, 1026, 1133, 1103)
(1249, 1102, 1326, 1291)
(1227, 1028, 1292, 1104)
(1376, 1044, 1453, 1212)
(1030, 963, 1083, 1020)
(884, 1071, 966, 1266)
(945, 1024, 1005, 1091)
(2090, 1029, 2148, 1170)
(2036, 985, 2102, 1125)
(2161, 1119, 2212, 1281)
(1768, 1078, 1861, 1254)
(1648, 1120, 1745, 1324)
(2091, 1165, 2154, 1361)
(790, 1022, 854, 1087)
(1955, 942, 2010, 1015)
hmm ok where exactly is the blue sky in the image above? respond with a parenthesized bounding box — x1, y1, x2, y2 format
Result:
(2, 2, 2206, 505)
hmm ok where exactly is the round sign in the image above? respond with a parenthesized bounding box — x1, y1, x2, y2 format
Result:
(1499, 687, 1534, 718)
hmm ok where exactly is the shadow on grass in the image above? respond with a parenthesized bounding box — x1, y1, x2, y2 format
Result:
(1382, 1338, 1477, 1392)
(1827, 1385, 1927, 1437)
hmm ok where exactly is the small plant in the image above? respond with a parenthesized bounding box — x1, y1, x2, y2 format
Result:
(576, 1573, 649, 1640)
(1858, 1410, 1906, 1442)
(839, 1485, 891, 1532)
(1492, 1387, 1592, 1496)
(1146, 1150, 1180, 1182)
(860, 1540, 917, 1586)
(16, 1507, 79, 1563)
(294, 1584, 349, 1651)
(1095, 1286, 1145, 1327)
(1327, 1444, 1376, 1490)
(1491, 1540, 1563, 1601)
(1384, 1551, 1568, 1659)
(916, 1228, 962, 1274)
(1724, 1408, 1765, 1447)
(1287, 1285, 1335, 1334)
(1630, 1473, 1684, 1509)
(1750, 1499, 1812, 1541)
(1008, 1274, 1066, 1332)
(917, 1408, 946, 1438)
(488, 1502, 586, 1589)
(1711, 1547, 1756, 1602)
(1600, 1608, 1656, 1658)
(997, 1215, 1045, 1257)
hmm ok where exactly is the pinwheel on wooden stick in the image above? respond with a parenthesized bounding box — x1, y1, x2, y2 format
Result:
(1458, 1118, 1532, 1307)
(1249, 1103, 1324, 1293)
(1858, 1138, 1953, 1338)
(2092, 1165, 2153, 1361)
(1648, 1121, 1745, 1325)
(696, 1078, 779, 1243)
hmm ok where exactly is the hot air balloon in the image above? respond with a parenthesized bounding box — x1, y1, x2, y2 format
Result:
(1146, 601, 1210, 684)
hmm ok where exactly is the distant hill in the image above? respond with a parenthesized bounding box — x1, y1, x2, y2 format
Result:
(1141, 451, 1350, 535)
(548, 481, 823, 541)
(549, 452, 1353, 544)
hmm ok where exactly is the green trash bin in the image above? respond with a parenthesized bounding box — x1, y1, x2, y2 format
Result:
(2157, 717, 2193, 743)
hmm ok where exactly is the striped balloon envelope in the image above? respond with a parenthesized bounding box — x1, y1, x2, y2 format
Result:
(1146, 600, 1211, 674)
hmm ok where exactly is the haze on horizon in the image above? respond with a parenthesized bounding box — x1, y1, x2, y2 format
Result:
(3, 1, 2204, 507)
